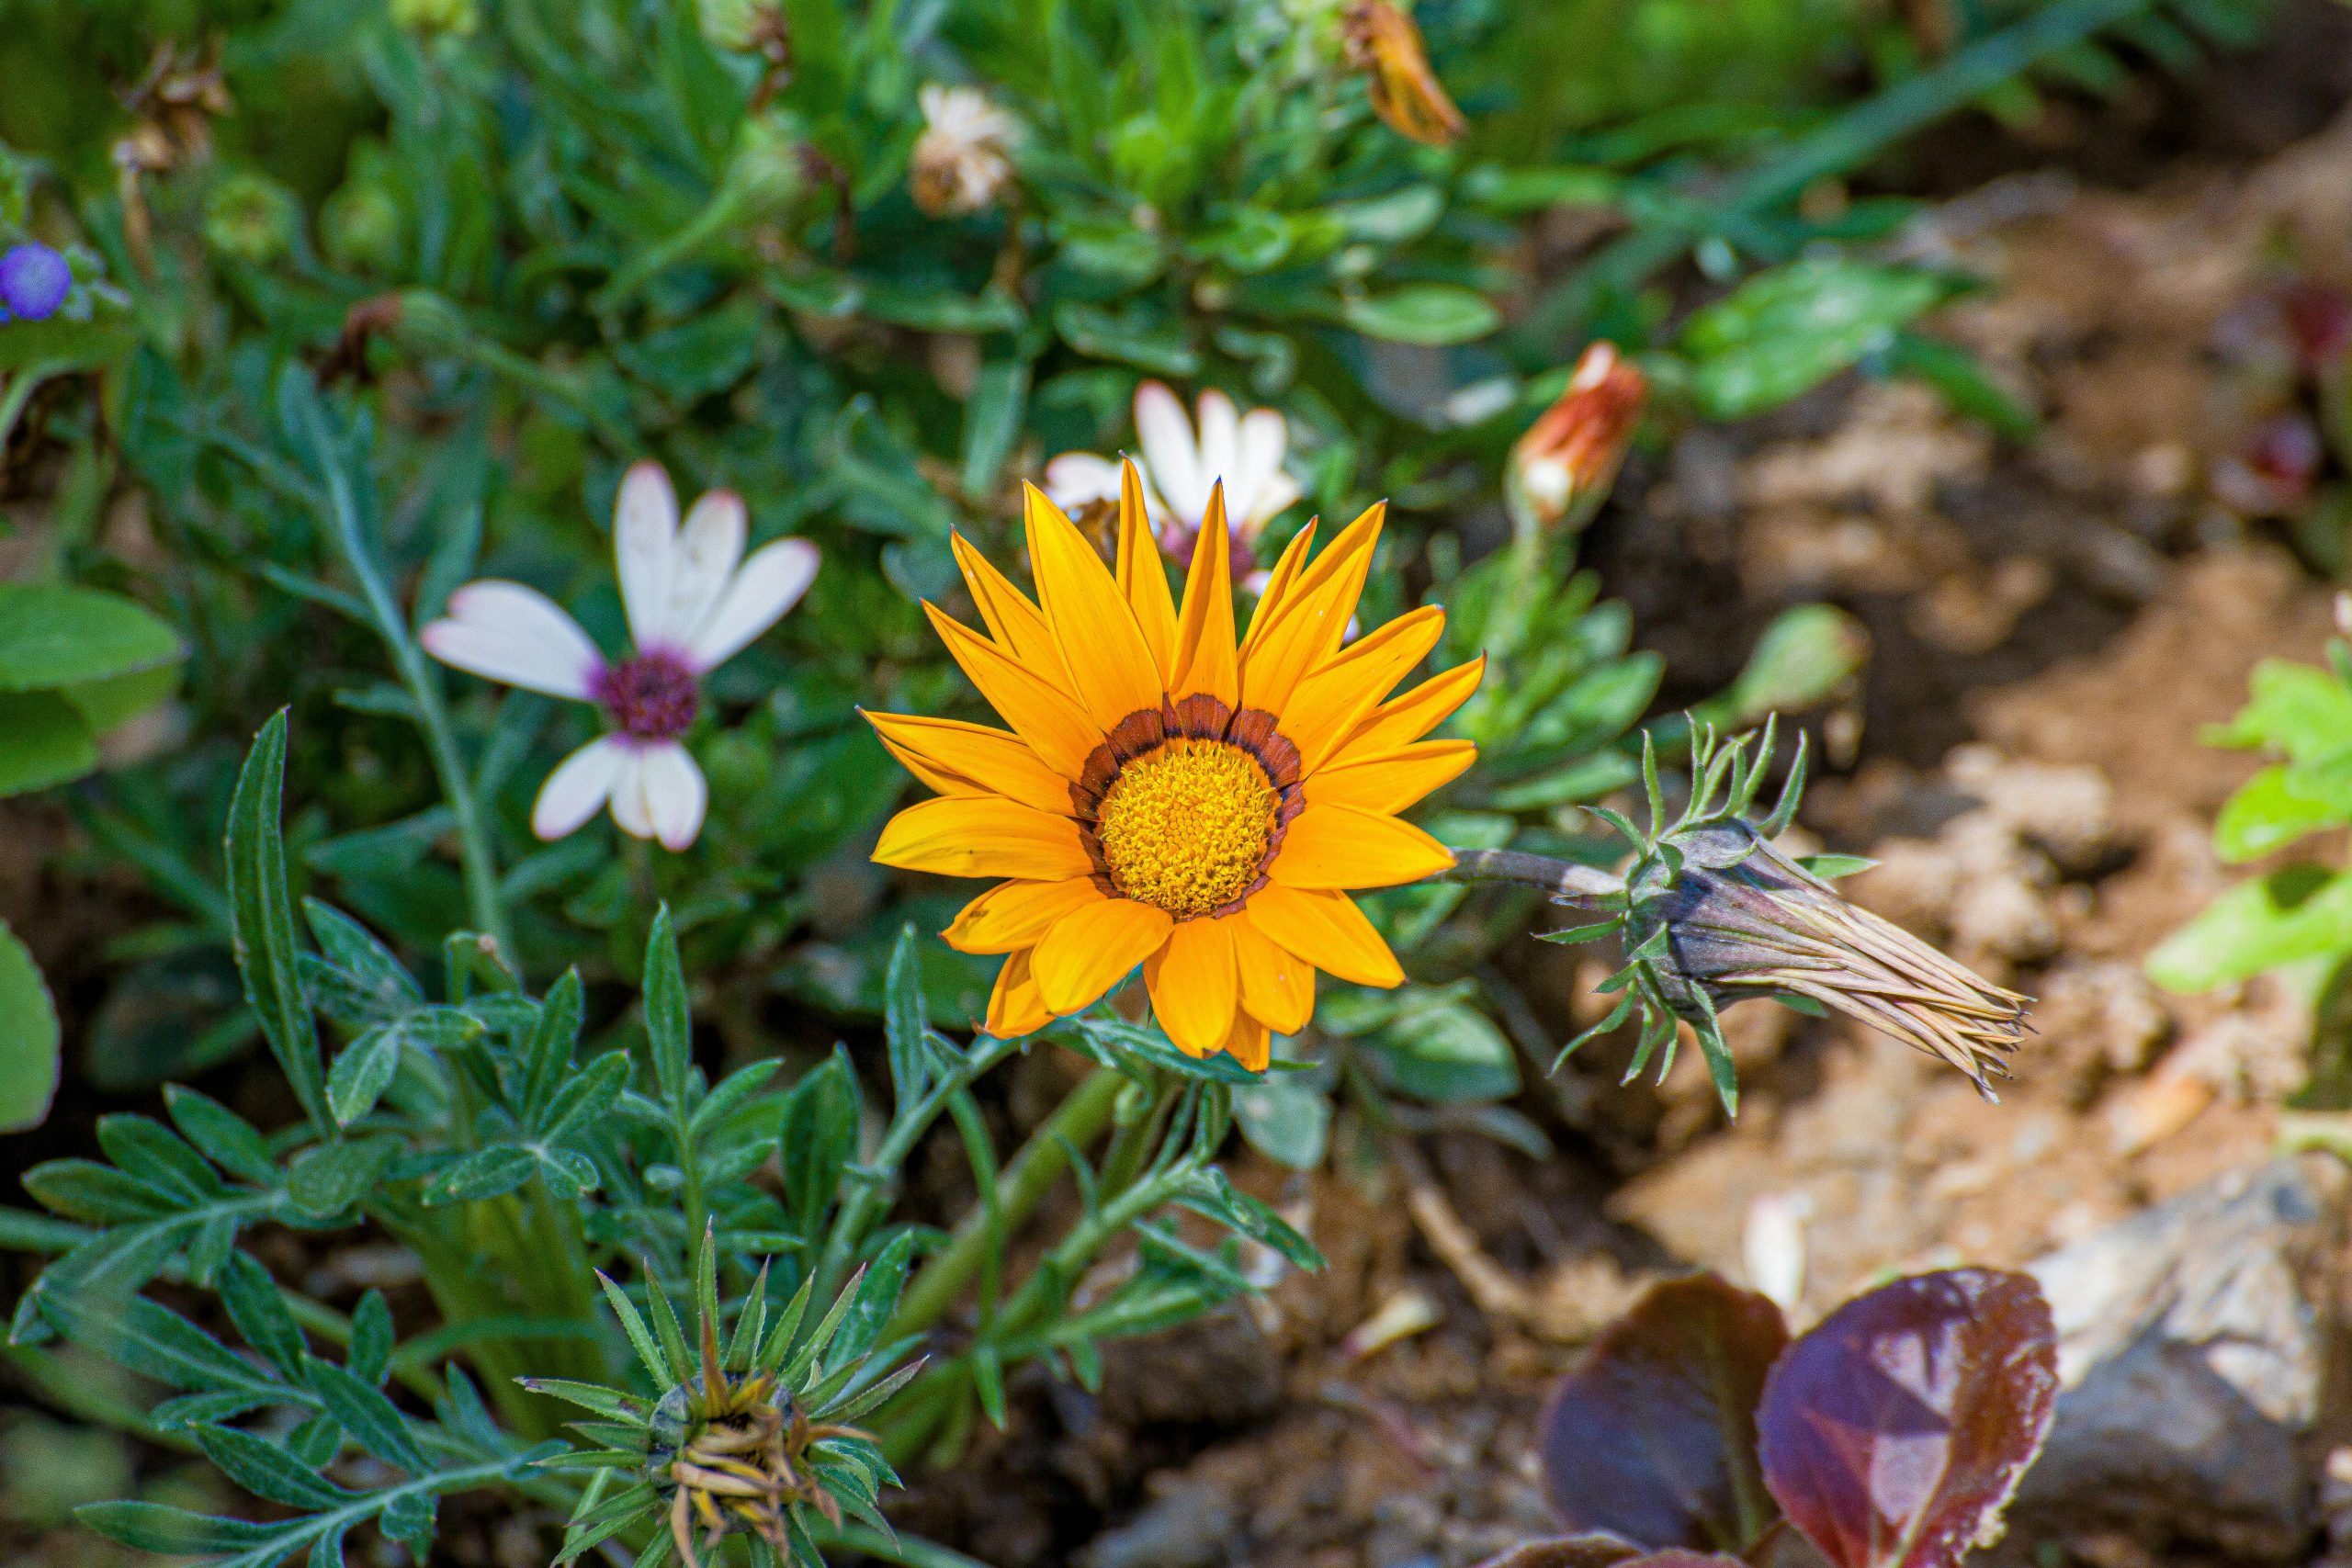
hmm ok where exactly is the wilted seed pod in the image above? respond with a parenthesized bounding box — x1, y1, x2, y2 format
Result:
(910, 84, 1017, 219)
(1508, 342, 1646, 536)
(1340, 0, 1466, 148)
(1627, 821, 2030, 1099)
(201, 170, 300, 265)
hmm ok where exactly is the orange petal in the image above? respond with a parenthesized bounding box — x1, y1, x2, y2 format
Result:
(1245, 885, 1404, 987)
(1269, 803, 1453, 889)
(925, 603, 1104, 779)
(1169, 484, 1241, 708)
(865, 711, 1080, 811)
(1030, 897, 1173, 1014)
(1306, 739, 1476, 816)
(1238, 502, 1384, 715)
(1145, 918, 1239, 1056)
(944, 877, 1105, 955)
(874, 795, 1093, 882)
(986, 949, 1053, 1038)
(1241, 521, 1317, 654)
(1232, 910, 1315, 1034)
(1334, 655, 1485, 761)
(1286, 604, 1447, 773)
(1116, 459, 1179, 684)
(1024, 484, 1165, 730)
(951, 532, 1072, 689)
(1220, 1010, 1272, 1072)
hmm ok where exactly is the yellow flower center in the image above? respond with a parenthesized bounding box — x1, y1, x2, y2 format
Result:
(1094, 740, 1278, 919)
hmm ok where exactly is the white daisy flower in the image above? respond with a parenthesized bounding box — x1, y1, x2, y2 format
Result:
(1044, 380, 1302, 587)
(911, 84, 1016, 218)
(421, 462, 819, 852)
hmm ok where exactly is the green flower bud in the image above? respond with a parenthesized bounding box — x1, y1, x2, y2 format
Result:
(323, 181, 403, 274)
(201, 171, 300, 265)
(723, 111, 807, 218)
(698, 0, 778, 53)
(388, 0, 480, 36)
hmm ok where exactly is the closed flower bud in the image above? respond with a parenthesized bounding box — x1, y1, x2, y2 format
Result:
(1627, 821, 2030, 1098)
(911, 85, 1016, 219)
(201, 170, 300, 265)
(1340, 0, 1466, 148)
(389, 0, 480, 36)
(1508, 342, 1646, 536)
(722, 110, 808, 217)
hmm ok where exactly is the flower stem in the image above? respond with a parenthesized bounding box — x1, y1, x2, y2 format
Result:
(882, 1064, 1127, 1343)
(1438, 848, 1623, 907)
(0, 363, 55, 451)
(287, 385, 513, 954)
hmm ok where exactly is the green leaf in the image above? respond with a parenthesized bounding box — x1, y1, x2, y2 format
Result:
(823, 1231, 914, 1375)
(350, 1290, 394, 1385)
(164, 1086, 277, 1186)
(2149, 865, 2352, 993)
(0, 689, 97, 795)
(778, 1048, 860, 1228)
(62, 660, 181, 734)
(325, 1029, 404, 1128)
(21, 1159, 173, 1224)
(1796, 853, 1877, 880)
(1232, 1071, 1329, 1170)
(883, 925, 930, 1115)
(75, 1501, 285, 1555)
(1340, 286, 1500, 345)
(0, 919, 60, 1131)
(46, 1290, 289, 1403)
(423, 1145, 537, 1205)
(1721, 604, 1871, 723)
(287, 1136, 398, 1217)
(643, 906, 692, 1113)
(2206, 659, 2352, 761)
(226, 713, 328, 1130)
(220, 1251, 308, 1377)
(2214, 763, 2352, 863)
(0, 582, 184, 692)
(1680, 260, 1949, 420)
(198, 1422, 352, 1509)
(1370, 988, 1519, 1103)
(303, 1353, 427, 1472)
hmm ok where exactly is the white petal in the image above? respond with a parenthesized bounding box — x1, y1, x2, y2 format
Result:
(1231, 409, 1290, 526)
(663, 490, 748, 650)
(1134, 380, 1206, 526)
(686, 537, 819, 671)
(607, 749, 655, 840)
(614, 462, 680, 651)
(532, 737, 626, 840)
(1043, 452, 1121, 509)
(639, 741, 709, 852)
(1241, 470, 1303, 541)
(421, 581, 603, 700)
(1195, 389, 1239, 493)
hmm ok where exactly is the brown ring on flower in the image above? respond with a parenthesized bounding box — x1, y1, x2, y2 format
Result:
(1068, 694, 1306, 920)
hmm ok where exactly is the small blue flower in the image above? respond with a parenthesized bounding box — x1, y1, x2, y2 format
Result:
(0, 243, 73, 323)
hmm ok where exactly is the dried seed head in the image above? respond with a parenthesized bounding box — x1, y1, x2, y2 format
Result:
(1340, 0, 1466, 147)
(1631, 821, 2030, 1098)
(642, 1339, 861, 1567)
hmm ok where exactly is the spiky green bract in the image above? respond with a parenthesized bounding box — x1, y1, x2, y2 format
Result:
(1544, 719, 2029, 1113)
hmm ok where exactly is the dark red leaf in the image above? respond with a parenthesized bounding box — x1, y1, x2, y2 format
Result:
(1756, 1268, 2058, 1568)
(1475, 1542, 1747, 1568)
(1540, 1273, 1791, 1551)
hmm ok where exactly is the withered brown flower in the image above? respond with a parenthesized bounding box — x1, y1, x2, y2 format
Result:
(1341, 0, 1467, 148)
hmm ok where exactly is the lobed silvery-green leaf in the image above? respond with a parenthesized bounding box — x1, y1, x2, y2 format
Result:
(303, 1352, 427, 1472)
(226, 713, 329, 1131)
(218, 1250, 309, 1379)
(45, 1289, 306, 1412)
(642, 906, 694, 1114)
(350, 1290, 394, 1385)
(286, 1135, 400, 1218)
(884, 923, 931, 1114)
(778, 1046, 862, 1229)
(1177, 1167, 1321, 1270)
(198, 1423, 356, 1510)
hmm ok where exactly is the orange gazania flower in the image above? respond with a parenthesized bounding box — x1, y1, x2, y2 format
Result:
(1341, 0, 1466, 149)
(866, 463, 1481, 1070)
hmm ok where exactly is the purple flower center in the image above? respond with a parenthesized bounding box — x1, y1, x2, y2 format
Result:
(0, 243, 71, 323)
(1159, 519, 1256, 581)
(594, 650, 701, 741)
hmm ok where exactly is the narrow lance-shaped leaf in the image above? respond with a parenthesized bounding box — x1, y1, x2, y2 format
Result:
(1756, 1268, 2058, 1568)
(884, 924, 930, 1114)
(643, 906, 692, 1116)
(225, 713, 328, 1131)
